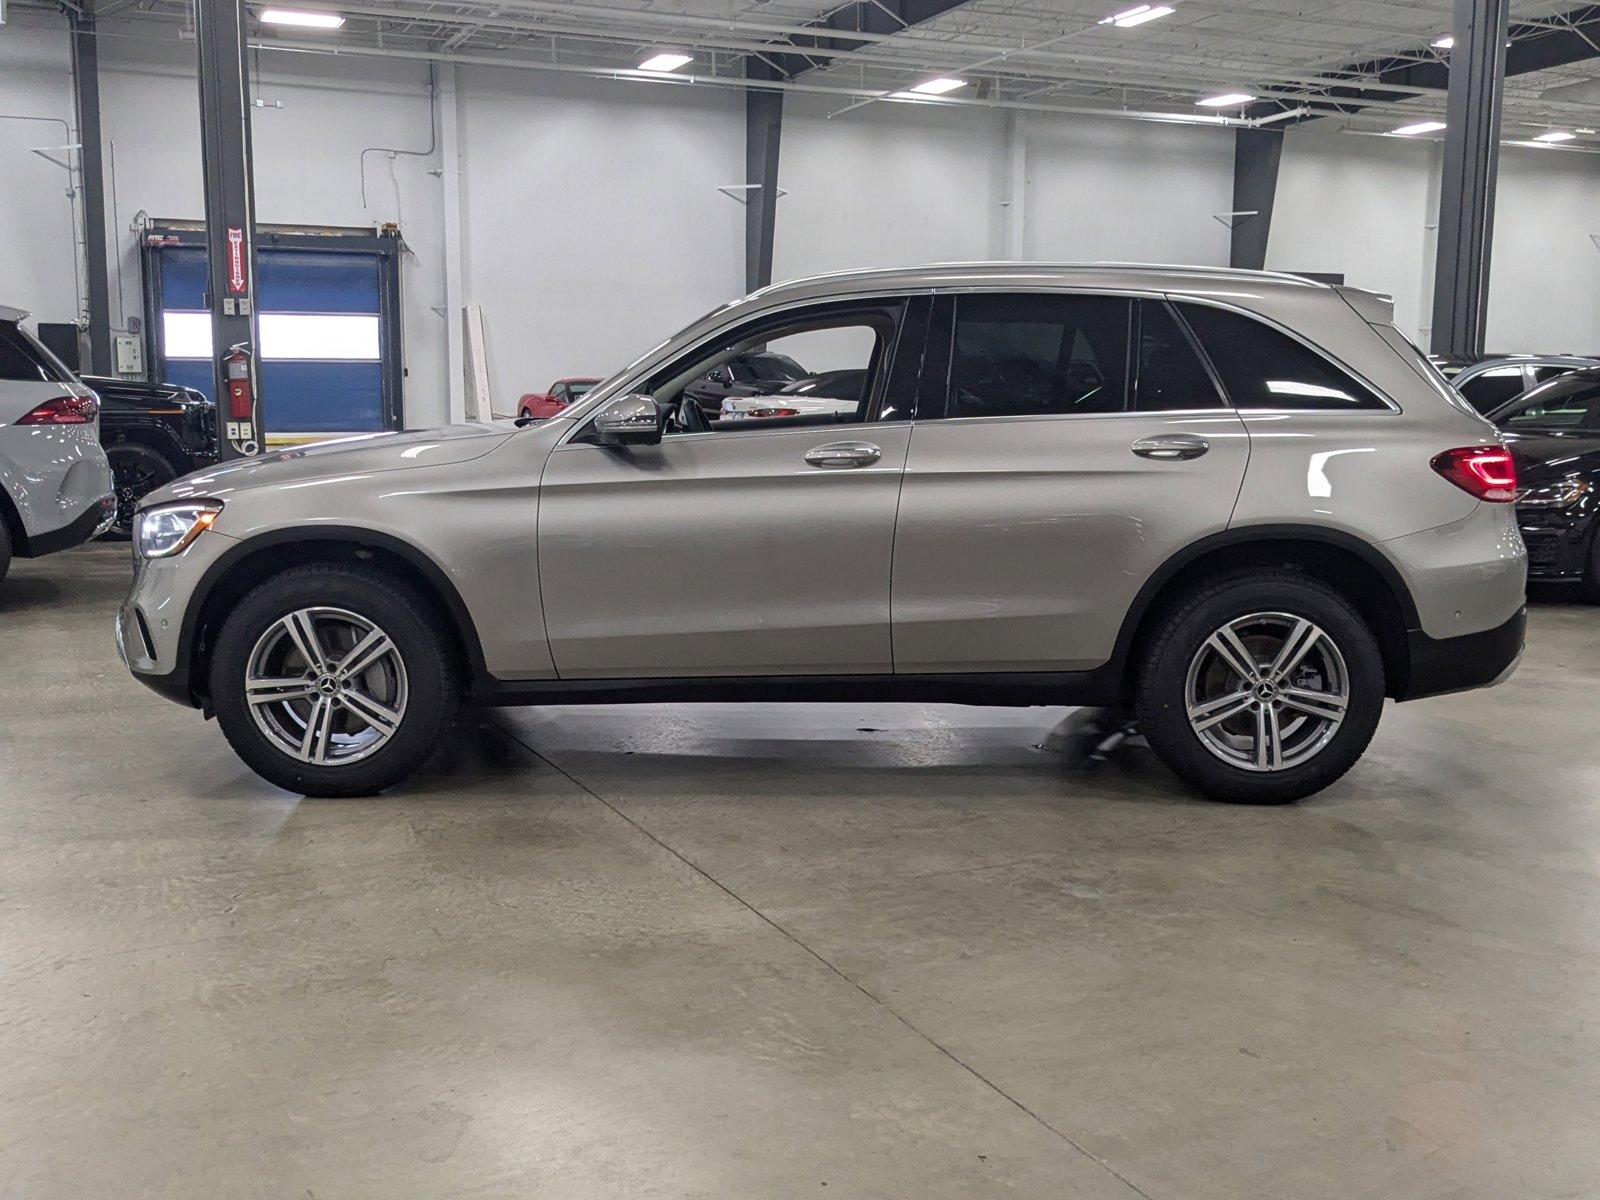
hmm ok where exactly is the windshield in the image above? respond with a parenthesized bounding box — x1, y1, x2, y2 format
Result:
(1492, 374, 1600, 429)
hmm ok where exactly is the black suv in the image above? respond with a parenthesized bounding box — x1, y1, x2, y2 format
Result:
(85, 376, 218, 538)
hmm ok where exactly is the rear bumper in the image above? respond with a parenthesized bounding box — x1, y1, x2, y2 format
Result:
(22, 493, 116, 557)
(1398, 606, 1525, 701)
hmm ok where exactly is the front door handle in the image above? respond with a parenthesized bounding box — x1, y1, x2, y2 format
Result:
(1131, 433, 1210, 461)
(805, 441, 882, 469)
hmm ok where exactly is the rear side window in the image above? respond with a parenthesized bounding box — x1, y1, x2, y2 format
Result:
(1496, 378, 1600, 429)
(1134, 301, 1225, 412)
(1458, 367, 1528, 414)
(1177, 302, 1388, 411)
(947, 293, 1130, 419)
(0, 323, 63, 383)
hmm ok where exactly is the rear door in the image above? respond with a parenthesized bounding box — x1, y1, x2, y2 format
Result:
(890, 293, 1250, 673)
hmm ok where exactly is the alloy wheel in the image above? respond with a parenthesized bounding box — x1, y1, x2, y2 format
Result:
(1184, 612, 1349, 772)
(245, 606, 409, 766)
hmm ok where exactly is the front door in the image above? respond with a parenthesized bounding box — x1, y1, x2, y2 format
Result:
(891, 293, 1251, 673)
(538, 298, 923, 678)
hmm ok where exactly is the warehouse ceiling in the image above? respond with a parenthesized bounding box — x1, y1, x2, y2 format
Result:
(27, 0, 1600, 141)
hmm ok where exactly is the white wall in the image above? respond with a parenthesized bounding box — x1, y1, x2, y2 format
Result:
(454, 68, 744, 411)
(1267, 128, 1439, 341)
(1024, 116, 1233, 265)
(775, 93, 1006, 278)
(1490, 143, 1600, 353)
(7, 8, 1600, 427)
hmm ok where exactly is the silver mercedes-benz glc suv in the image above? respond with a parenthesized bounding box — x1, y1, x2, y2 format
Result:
(118, 265, 1526, 804)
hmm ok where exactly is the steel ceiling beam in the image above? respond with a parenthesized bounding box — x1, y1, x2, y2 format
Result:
(751, 1, 978, 81)
(1249, 2, 1600, 125)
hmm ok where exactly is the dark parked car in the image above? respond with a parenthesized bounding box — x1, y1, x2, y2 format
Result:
(1489, 367, 1600, 598)
(85, 375, 217, 538)
(1451, 355, 1600, 415)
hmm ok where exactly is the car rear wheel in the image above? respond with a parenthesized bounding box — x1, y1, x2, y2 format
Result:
(1580, 532, 1600, 604)
(210, 565, 458, 797)
(1134, 571, 1385, 804)
(104, 443, 178, 541)
(0, 517, 10, 584)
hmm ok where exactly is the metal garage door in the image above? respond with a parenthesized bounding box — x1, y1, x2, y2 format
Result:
(142, 226, 404, 436)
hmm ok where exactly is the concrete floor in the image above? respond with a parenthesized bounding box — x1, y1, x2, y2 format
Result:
(3, 543, 1599, 1199)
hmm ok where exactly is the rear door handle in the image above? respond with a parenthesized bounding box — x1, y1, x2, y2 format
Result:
(1131, 433, 1210, 461)
(805, 441, 882, 469)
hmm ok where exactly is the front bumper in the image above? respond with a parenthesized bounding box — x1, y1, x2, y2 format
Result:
(118, 526, 237, 709)
(1397, 606, 1526, 701)
(1517, 508, 1595, 581)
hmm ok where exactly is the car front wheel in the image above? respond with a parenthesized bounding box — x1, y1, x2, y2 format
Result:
(210, 565, 458, 796)
(1134, 570, 1384, 804)
(104, 443, 178, 540)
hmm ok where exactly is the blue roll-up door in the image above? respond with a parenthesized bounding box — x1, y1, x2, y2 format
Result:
(147, 236, 398, 434)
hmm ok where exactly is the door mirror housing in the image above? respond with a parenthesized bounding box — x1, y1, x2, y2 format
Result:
(593, 394, 665, 446)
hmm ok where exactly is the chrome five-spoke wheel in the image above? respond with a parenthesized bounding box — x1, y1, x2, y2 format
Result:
(1184, 612, 1349, 773)
(245, 606, 408, 766)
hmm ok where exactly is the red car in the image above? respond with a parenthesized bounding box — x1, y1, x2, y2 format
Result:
(516, 376, 602, 420)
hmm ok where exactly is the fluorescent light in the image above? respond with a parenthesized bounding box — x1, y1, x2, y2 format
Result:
(638, 51, 693, 73)
(1099, 4, 1175, 28)
(1392, 120, 1446, 136)
(1432, 35, 1453, 49)
(259, 7, 346, 28)
(910, 77, 967, 95)
(1198, 92, 1254, 107)
(1535, 130, 1576, 142)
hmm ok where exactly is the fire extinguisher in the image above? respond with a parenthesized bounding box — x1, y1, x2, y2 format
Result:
(223, 342, 261, 456)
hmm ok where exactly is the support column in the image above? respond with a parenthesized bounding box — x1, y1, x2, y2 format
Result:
(438, 65, 467, 423)
(1430, 0, 1510, 357)
(744, 65, 783, 294)
(69, 3, 111, 374)
(1002, 110, 1027, 260)
(1229, 128, 1283, 271)
(194, 0, 262, 459)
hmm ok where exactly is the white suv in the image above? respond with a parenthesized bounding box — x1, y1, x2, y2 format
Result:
(0, 306, 116, 583)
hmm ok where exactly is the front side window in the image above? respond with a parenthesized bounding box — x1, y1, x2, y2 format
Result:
(639, 302, 902, 434)
(946, 294, 1130, 419)
(1495, 377, 1600, 429)
(1177, 302, 1388, 411)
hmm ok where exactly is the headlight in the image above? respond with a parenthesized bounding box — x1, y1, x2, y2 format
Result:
(1517, 477, 1591, 509)
(136, 501, 222, 559)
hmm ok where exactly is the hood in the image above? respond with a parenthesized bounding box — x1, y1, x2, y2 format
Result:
(146, 423, 514, 506)
(1501, 428, 1600, 486)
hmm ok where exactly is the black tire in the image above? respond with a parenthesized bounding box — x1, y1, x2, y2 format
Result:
(1134, 570, 1385, 804)
(0, 517, 10, 585)
(210, 564, 459, 797)
(104, 443, 179, 541)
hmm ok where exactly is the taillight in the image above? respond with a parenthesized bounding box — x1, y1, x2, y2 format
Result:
(1431, 445, 1518, 502)
(16, 395, 98, 426)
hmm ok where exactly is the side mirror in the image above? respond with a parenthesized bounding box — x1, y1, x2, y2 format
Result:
(593, 394, 665, 446)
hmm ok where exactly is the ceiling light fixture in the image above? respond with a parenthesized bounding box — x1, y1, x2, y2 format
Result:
(638, 51, 693, 73)
(1432, 35, 1454, 49)
(1534, 130, 1577, 142)
(259, 7, 345, 28)
(909, 77, 967, 95)
(1100, 4, 1176, 29)
(1392, 120, 1446, 136)
(1197, 92, 1254, 107)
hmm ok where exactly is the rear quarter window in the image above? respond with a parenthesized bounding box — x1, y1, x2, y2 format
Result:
(1176, 302, 1389, 411)
(0, 323, 66, 384)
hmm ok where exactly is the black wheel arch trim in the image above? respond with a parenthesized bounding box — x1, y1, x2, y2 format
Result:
(1103, 523, 1422, 690)
(173, 525, 489, 707)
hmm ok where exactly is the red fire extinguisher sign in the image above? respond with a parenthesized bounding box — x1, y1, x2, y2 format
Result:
(226, 227, 248, 295)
